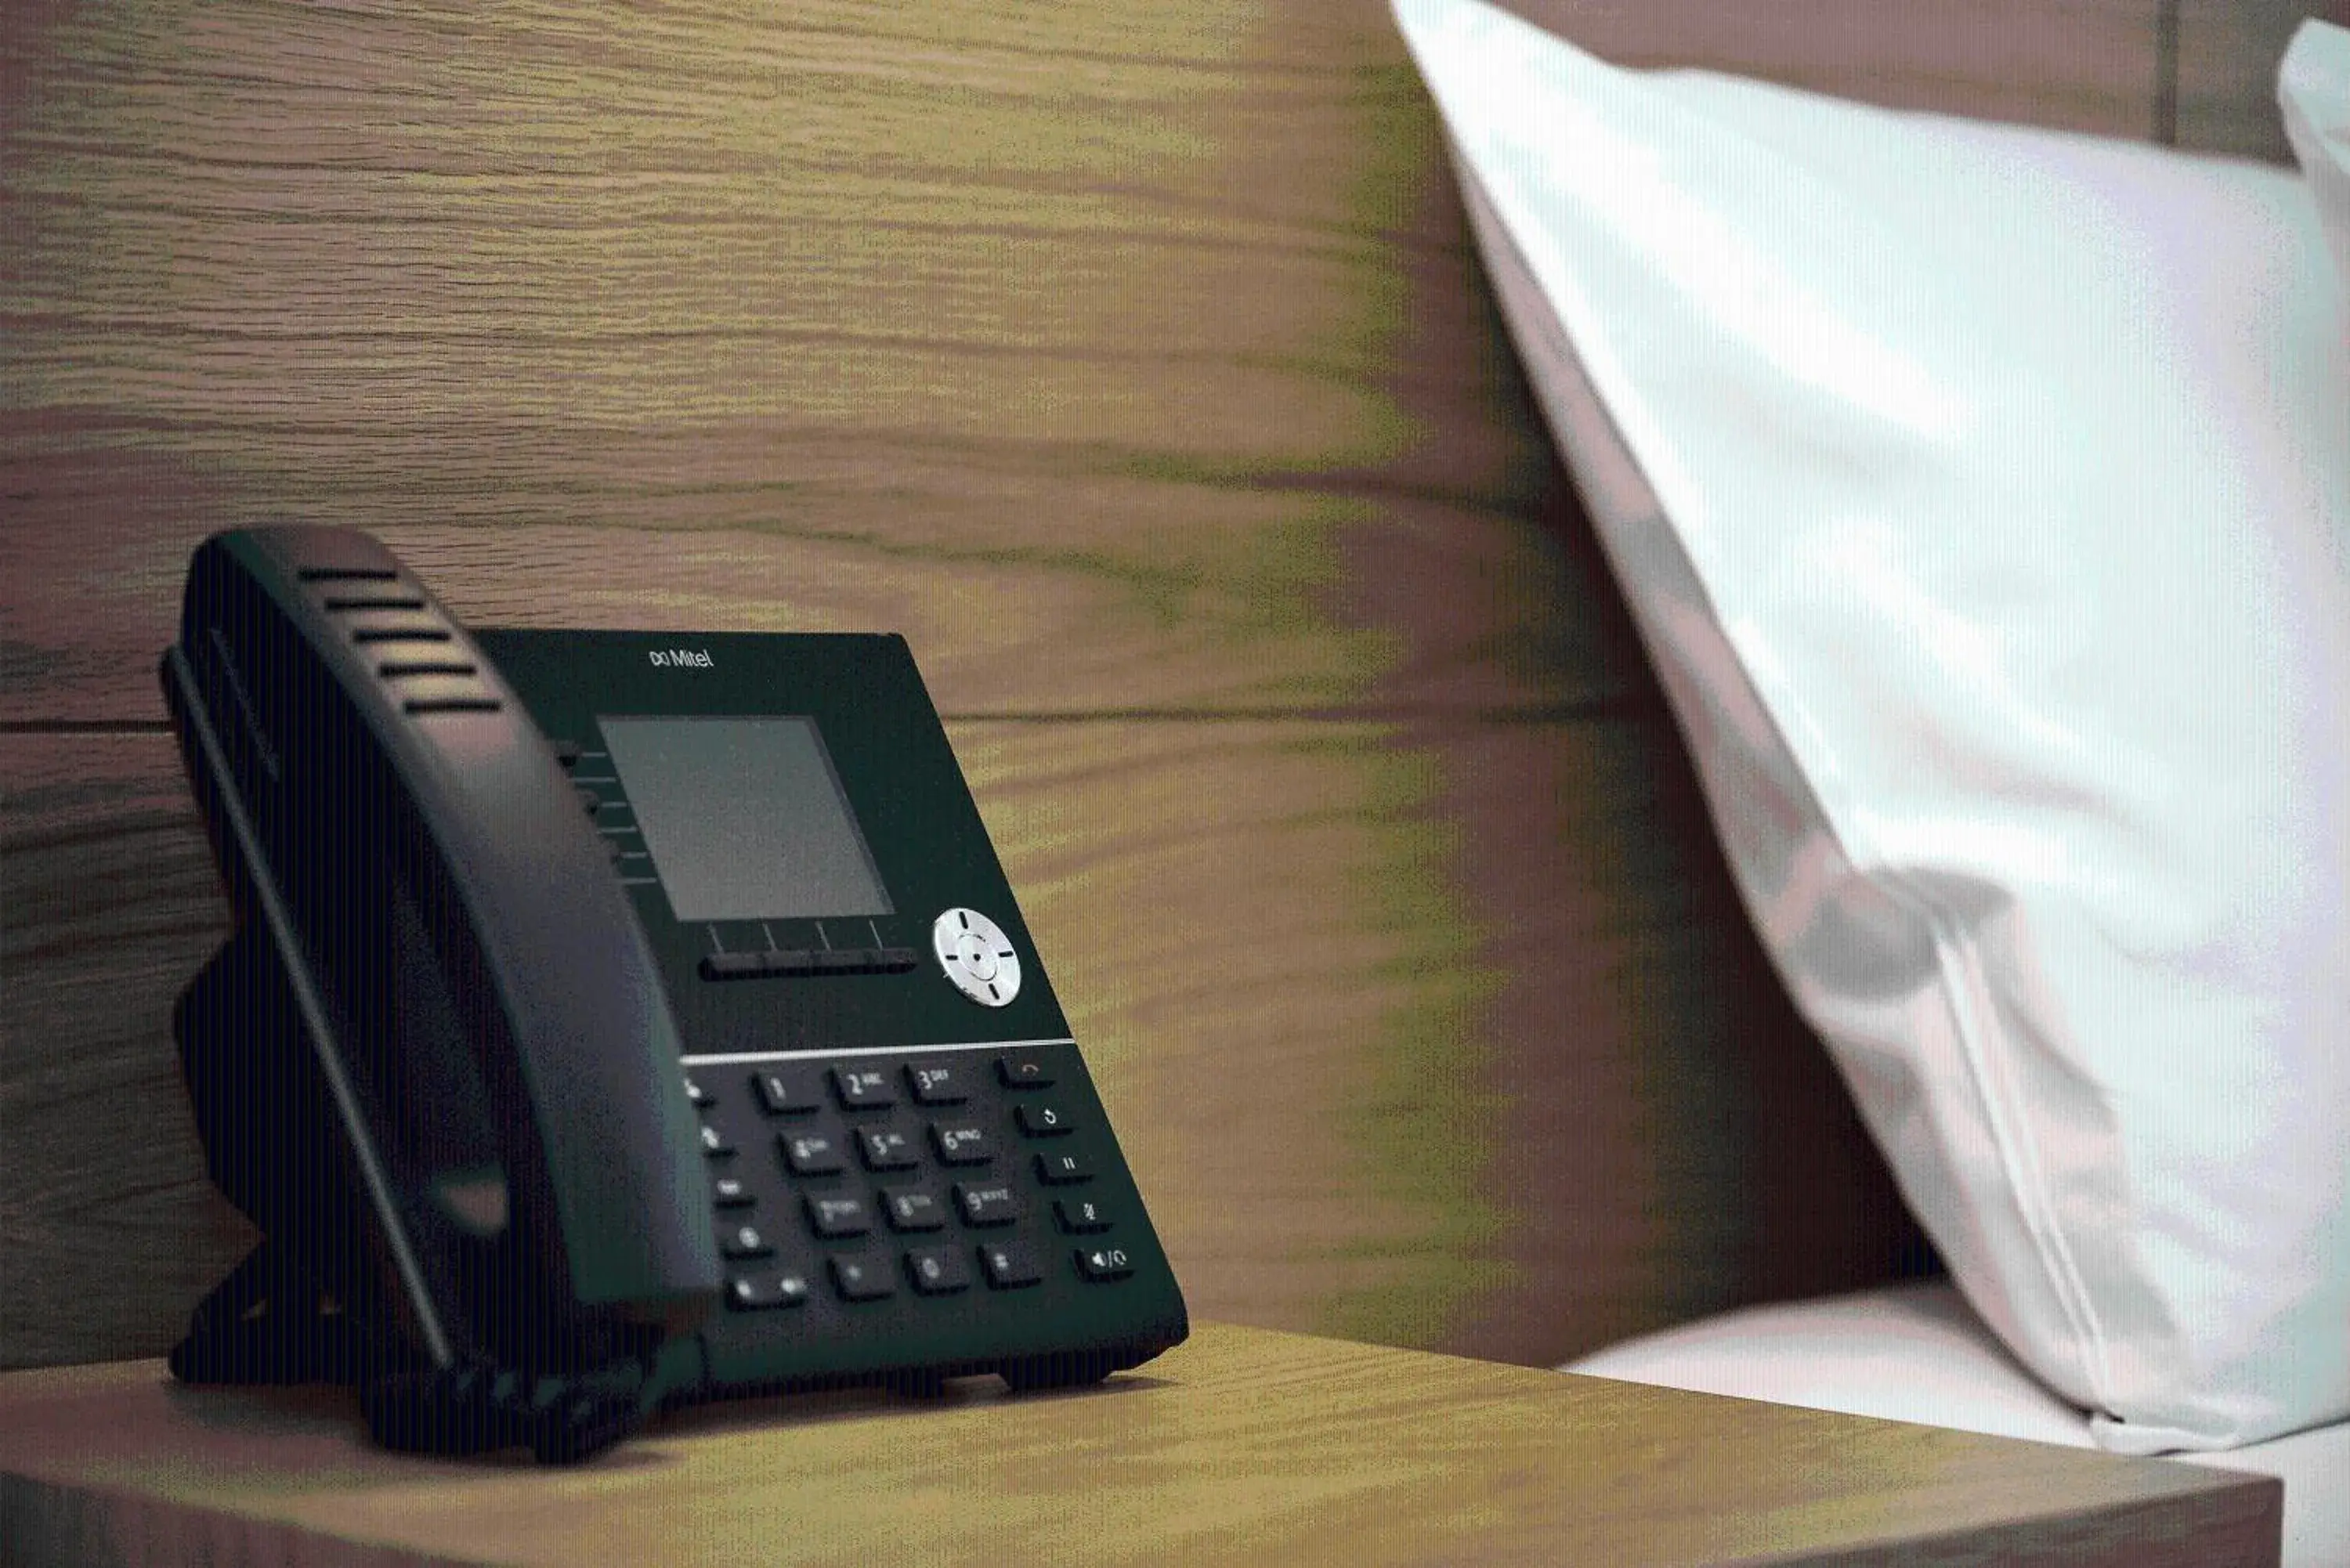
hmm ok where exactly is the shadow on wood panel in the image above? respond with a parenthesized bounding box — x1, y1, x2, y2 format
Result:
(1483, 0, 2164, 137)
(0, 736, 253, 1371)
(1336, 126, 1941, 1360)
(2176, 0, 2332, 160)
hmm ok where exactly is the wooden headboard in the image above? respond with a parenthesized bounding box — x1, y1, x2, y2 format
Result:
(0, 0, 2321, 1375)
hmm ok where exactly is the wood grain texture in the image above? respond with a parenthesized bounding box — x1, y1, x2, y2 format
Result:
(0, 0, 1499, 722)
(0, 503, 1627, 726)
(0, 735, 253, 1373)
(0, 1324, 2283, 1568)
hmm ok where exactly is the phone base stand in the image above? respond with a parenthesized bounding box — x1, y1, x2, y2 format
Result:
(171, 1241, 651, 1464)
(170, 1258, 649, 1463)
(360, 1357, 649, 1465)
(168, 933, 653, 1464)
(167, 1244, 375, 1388)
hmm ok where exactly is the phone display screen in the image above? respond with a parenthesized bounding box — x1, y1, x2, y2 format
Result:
(598, 716, 893, 922)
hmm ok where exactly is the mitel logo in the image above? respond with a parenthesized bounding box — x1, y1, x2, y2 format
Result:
(648, 648, 714, 669)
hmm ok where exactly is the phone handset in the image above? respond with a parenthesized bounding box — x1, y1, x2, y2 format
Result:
(161, 526, 719, 1460)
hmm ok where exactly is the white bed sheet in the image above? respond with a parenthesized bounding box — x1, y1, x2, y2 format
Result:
(1564, 1282, 2349, 1567)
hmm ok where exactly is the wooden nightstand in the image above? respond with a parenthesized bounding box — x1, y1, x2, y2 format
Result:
(0, 1321, 2277, 1566)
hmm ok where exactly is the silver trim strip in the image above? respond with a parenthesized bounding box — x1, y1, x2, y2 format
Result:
(680, 1036, 1074, 1068)
(167, 648, 457, 1369)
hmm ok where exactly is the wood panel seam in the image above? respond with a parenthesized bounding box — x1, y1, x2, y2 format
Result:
(0, 701, 1664, 735)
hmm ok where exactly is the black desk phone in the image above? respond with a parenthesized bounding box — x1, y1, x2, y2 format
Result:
(160, 526, 1186, 1461)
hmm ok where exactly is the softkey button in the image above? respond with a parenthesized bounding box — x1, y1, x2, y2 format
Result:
(682, 1072, 710, 1107)
(805, 1193, 873, 1239)
(955, 1182, 1021, 1227)
(830, 1253, 895, 1302)
(781, 1130, 847, 1176)
(726, 1273, 812, 1311)
(979, 1240, 1042, 1289)
(1074, 1245, 1137, 1283)
(703, 949, 818, 980)
(906, 1062, 970, 1105)
(720, 1223, 775, 1260)
(1054, 1198, 1114, 1234)
(830, 1066, 895, 1109)
(906, 1246, 972, 1295)
(700, 1124, 735, 1158)
(1014, 1102, 1075, 1138)
(884, 1188, 948, 1232)
(712, 1174, 754, 1209)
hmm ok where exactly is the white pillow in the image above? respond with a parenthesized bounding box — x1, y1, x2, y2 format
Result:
(1392, 0, 2350, 1453)
(2284, 20, 2350, 292)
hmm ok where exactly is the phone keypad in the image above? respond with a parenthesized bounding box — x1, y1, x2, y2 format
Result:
(780, 1131, 847, 1177)
(720, 1223, 775, 1260)
(830, 1254, 895, 1302)
(1036, 1151, 1093, 1186)
(804, 1194, 873, 1238)
(831, 1067, 895, 1108)
(930, 1124, 992, 1165)
(906, 1246, 971, 1295)
(979, 1240, 1043, 1289)
(728, 1273, 812, 1311)
(883, 1189, 946, 1231)
(754, 1069, 822, 1115)
(1054, 1197, 1113, 1234)
(695, 1051, 1146, 1313)
(906, 1064, 970, 1104)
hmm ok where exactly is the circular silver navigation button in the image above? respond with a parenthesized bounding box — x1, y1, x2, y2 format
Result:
(954, 931, 998, 981)
(932, 908, 1021, 1007)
